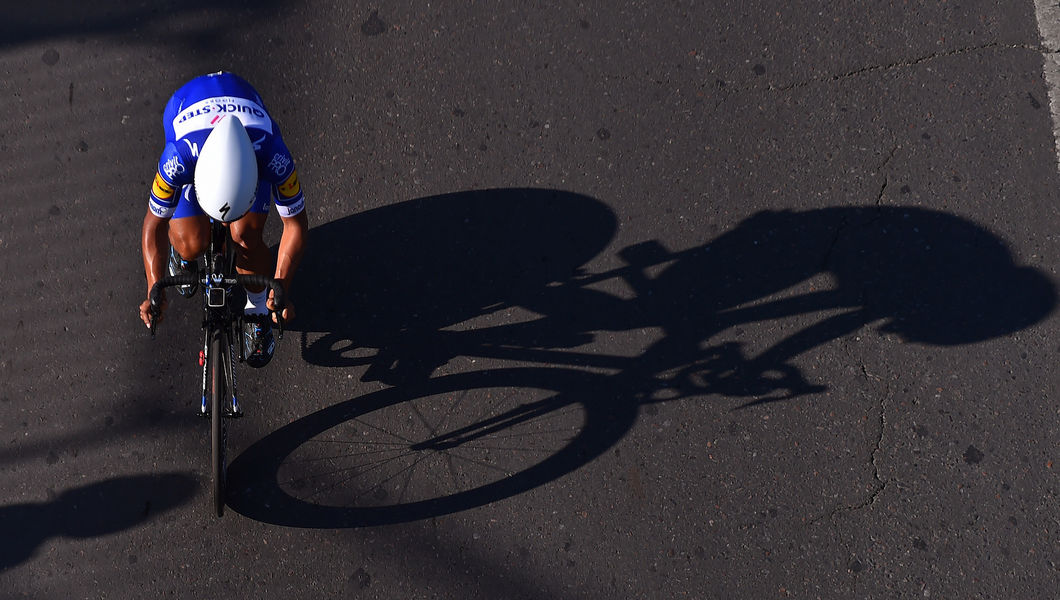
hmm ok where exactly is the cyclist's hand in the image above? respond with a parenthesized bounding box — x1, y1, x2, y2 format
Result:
(140, 295, 167, 329)
(267, 294, 295, 324)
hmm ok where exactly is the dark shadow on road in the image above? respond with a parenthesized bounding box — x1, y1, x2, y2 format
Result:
(0, 1, 283, 50)
(292, 188, 618, 378)
(229, 192, 1056, 527)
(0, 473, 197, 571)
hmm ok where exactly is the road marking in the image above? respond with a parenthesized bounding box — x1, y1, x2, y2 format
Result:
(1032, 0, 1060, 170)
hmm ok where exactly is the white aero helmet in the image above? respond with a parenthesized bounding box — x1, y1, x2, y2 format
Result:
(194, 115, 258, 222)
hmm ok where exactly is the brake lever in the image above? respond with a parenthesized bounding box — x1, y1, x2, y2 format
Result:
(274, 310, 285, 340)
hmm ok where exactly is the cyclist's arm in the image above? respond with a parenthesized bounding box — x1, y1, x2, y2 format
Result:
(275, 209, 308, 296)
(271, 163, 307, 297)
(140, 163, 182, 326)
(143, 167, 181, 293)
(261, 126, 307, 315)
(142, 211, 171, 294)
(139, 209, 171, 328)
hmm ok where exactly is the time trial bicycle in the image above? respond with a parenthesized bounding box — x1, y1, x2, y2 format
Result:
(147, 219, 285, 517)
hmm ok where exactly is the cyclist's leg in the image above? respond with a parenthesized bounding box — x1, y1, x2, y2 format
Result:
(169, 185, 210, 260)
(233, 184, 277, 368)
(229, 183, 272, 290)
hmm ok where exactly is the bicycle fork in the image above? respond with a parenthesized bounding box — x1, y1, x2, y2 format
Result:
(200, 330, 209, 415)
(224, 323, 241, 417)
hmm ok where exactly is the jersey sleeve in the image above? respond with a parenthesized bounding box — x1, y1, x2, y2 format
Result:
(274, 169, 305, 217)
(148, 142, 192, 218)
(258, 129, 305, 217)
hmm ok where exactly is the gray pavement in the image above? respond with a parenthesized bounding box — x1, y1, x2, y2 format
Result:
(1, 2, 1059, 598)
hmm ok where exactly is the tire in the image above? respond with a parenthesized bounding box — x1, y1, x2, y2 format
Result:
(210, 328, 227, 517)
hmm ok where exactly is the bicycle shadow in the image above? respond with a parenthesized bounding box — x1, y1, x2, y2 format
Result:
(229, 191, 1056, 527)
(291, 188, 619, 379)
(0, 473, 197, 571)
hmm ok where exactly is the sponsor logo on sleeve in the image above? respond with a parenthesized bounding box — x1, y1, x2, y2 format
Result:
(276, 196, 305, 218)
(152, 172, 176, 200)
(267, 153, 292, 178)
(277, 170, 301, 199)
(149, 198, 176, 218)
(162, 154, 185, 180)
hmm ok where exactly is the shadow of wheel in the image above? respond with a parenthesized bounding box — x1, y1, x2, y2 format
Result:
(227, 368, 638, 528)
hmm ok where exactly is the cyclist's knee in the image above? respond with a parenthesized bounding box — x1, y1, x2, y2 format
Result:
(229, 215, 266, 251)
(169, 218, 209, 259)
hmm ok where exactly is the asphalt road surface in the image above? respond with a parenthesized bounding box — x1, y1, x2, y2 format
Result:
(2, 2, 1059, 598)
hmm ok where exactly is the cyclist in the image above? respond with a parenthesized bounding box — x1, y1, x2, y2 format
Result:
(138, 72, 308, 368)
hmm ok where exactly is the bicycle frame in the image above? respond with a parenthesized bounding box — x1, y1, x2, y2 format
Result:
(148, 219, 286, 517)
(200, 220, 241, 417)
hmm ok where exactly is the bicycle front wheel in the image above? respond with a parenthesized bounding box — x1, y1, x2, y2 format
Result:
(209, 327, 227, 517)
(227, 367, 640, 527)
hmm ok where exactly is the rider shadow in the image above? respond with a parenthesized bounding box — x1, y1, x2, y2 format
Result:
(0, 473, 197, 571)
(600, 207, 1058, 407)
(293, 198, 1054, 393)
(291, 188, 620, 380)
(231, 192, 1056, 527)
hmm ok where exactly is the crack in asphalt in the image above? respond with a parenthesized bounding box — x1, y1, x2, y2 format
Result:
(874, 145, 899, 207)
(808, 366, 892, 526)
(771, 42, 1042, 92)
(818, 145, 897, 270)
(709, 42, 1044, 112)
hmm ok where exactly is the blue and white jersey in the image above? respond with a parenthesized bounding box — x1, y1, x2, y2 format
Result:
(148, 72, 304, 219)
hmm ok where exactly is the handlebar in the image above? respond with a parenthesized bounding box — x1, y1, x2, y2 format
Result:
(148, 273, 286, 339)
